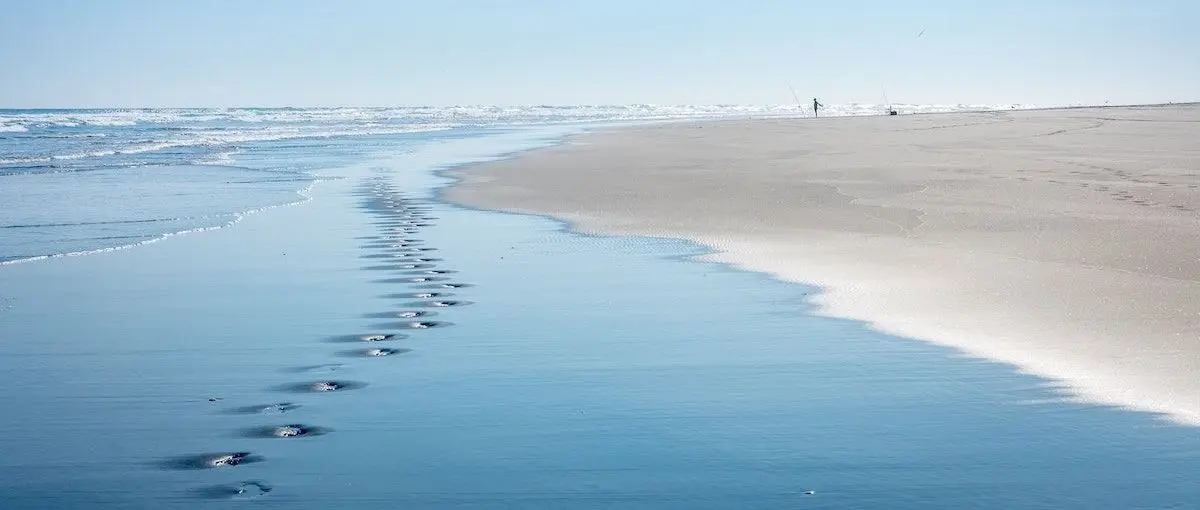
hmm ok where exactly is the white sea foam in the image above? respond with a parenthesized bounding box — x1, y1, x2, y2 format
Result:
(0, 124, 455, 166)
(0, 104, 1041, 131)
(2, 105, 1044, 167)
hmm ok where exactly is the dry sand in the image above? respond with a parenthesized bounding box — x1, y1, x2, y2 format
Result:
(447, 105, 1200, 425)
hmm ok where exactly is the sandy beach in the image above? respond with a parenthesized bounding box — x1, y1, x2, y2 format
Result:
(6, 118, 1200, 508)
(448, 105, 1200, 425)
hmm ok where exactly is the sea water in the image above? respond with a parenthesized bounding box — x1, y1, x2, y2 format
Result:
(0, 110, 1197, 509)
(1, 105, 1045, 264)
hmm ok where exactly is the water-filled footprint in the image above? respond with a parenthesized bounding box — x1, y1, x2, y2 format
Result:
(240, 424, 332, 439)
(162, 452, 264, 470)
(373, 320, 452, 330)
(327, 333, 409, 344)
(192, 481, 273, 500)
(338, 347, 413, 358)
(274, 380, 368, 393)
(401, 299, 473, 308)
(363, 310, 437, 319)
(224, 402, 302, 415)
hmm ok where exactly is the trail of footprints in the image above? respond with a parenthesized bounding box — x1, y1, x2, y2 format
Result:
(180, 179, 471, 499)
(1017, 159, 1199, 213)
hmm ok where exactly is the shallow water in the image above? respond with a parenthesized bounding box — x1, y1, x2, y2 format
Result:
(0, 127, 1198, 509)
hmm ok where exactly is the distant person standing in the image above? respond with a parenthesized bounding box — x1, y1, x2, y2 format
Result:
(813, 98, 823, 118)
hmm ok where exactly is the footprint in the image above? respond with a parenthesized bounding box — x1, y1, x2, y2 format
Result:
(274, 380, 369, 393)
(340, 347, 413, 358)
(240, 424, 332, 439)
(363, 310, 437, 319)
(394, 263, 436, 270)
(327, 333, 409, 343)
(372, 320, 453, 330)
(161, 452, 264, 470)
(192, 481, 273, 500)
(390, 291, 453, 299)
(404, 276, 449, 283)
(224, 402, 302, 415)
(426, 283, 472, 289)
(362, 264, 423, 271)
(404, 300, 473, 308)
(368, 333, 400, 342)
(281, 363, 344, 374)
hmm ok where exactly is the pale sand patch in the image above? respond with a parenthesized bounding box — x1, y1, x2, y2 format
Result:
(447, 105, 1200, 425)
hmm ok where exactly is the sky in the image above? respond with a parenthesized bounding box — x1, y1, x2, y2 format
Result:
(0, 0, 1196, 108)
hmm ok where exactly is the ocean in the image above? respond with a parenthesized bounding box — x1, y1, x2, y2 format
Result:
(1, 107, 1196, 509)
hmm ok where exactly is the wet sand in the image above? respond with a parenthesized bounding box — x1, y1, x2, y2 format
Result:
(447, 105, 1200, 425)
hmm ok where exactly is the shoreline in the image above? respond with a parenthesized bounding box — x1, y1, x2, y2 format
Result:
(6, 118, 1200, 507)
(445, 105, 1200, 426)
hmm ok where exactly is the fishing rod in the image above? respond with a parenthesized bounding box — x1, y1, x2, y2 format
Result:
(786, 81, 803, 112)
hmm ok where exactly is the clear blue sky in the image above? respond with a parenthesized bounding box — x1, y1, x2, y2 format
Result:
(1, 0, 1195, 107)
